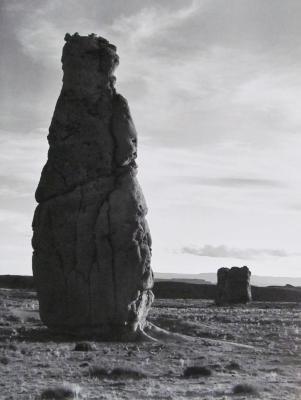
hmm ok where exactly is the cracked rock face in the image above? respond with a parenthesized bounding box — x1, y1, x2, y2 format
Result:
(32, 33, 154, 336)
(215, 266, 252, 305)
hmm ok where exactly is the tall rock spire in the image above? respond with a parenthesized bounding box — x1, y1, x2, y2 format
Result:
(32, 33, 154, 337)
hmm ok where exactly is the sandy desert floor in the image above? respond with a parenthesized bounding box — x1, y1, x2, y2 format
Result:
(0, 289, 300, 399)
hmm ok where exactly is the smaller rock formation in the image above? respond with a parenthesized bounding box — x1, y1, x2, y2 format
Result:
(215, 266, 252, 305)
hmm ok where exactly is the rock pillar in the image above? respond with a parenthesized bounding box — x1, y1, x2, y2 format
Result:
(32, 33, 154, 336)
(216, 266, 252, 305)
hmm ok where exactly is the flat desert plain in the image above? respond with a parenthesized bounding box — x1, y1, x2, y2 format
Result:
(0, 289, 300, 399)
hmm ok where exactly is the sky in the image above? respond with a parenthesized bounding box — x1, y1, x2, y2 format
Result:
(1, 0, 301, 277)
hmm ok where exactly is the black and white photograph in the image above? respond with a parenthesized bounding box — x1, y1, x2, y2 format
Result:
(0, 1, 300, 399)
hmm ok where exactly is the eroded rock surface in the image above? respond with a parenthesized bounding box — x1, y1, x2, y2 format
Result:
(32, 33, 154, 336)
(215, 266, 252, 305)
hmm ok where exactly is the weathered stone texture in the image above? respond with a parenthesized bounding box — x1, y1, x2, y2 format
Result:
(215, 266, 252, 305)
(32, 34, 154, 336)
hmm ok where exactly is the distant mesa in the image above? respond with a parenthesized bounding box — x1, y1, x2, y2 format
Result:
(215, 266, 252, 305)
(0, 275, 35, 290)
(0, 274, 301, 302)
(32, 33, 154, 338)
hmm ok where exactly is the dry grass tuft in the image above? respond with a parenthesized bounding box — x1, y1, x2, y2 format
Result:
(73, 342, 95, 352)
(89, 365, 147, 380)
(40, 383, 81, 399)
(110, 367, 147, 379)
(226, 361, 241, 370)
(183, 366, 212, 378)
(0, 356, 9, 365)
(233, 383, 259, 396)
(89, 365, 110, 379)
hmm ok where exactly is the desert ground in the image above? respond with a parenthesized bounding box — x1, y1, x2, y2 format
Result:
(0, 288, 300, 399)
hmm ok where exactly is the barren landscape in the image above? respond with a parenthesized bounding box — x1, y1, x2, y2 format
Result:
(1, 2, 301, 400)
(0, 288, 300, 400)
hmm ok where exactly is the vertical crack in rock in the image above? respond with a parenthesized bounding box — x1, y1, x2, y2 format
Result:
(32, 33, 154, 337)
(107, 105, 118, 323)
(107, 191, 117, 320)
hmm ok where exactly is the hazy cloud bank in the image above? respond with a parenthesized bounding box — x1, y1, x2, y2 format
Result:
(182, 245, 289, 259)
(176, 176, 285, 189)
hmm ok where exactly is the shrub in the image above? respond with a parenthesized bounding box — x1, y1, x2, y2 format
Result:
(0, 356, 9, 365)
(233, 383, 259, 396)
(89, 365, 147, 380)
(40, 384, 81, 399)
(89, 365, 110, 379)
(110, 367, 147, 379)
(226, 361, 241, 370)
(73, 342, 95, 352)
(183, 366, 212, 378)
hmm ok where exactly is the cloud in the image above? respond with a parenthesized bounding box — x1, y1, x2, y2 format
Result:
(1, 0, 301, 276)
(176, 177, 285, 189)
(3, 0, 301, 147)
(9, 0, 201, 66)
(110, 0, 200, 45)
(290, 204, 301, 212)
(0, 129, 47, 215)
(18, 20, 63, 65)
(182, 245, 289, 259)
